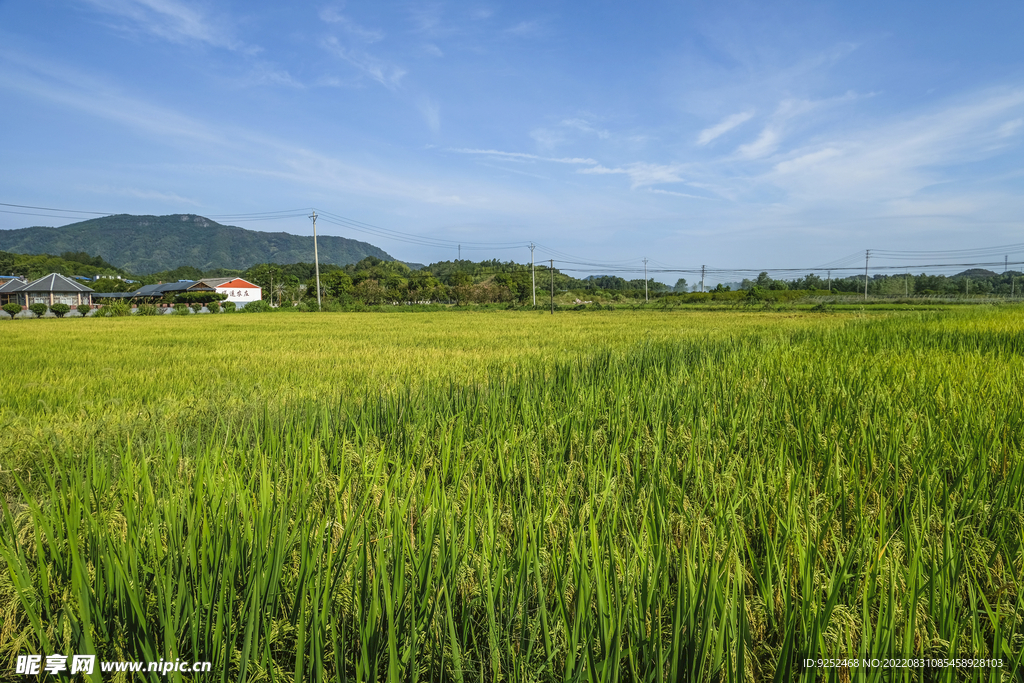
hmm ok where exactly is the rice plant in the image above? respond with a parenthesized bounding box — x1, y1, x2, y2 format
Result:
(1, 309, 1021, 681)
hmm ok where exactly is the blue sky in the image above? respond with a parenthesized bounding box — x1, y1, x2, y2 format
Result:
(1, 0, 1022, 279)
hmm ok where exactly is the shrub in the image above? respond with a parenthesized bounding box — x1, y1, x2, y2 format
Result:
(50, 303, 71, 318)
(173, 303, 190, 315)
(239, 299, 272, 313)
(207, 301, 220, 314)
(190, 303, 203, 314)
(28, 303, 48, 318)
(222, 301, 236, 313)
(2, 303, 22, 319)
(136, 304, 159, 316)
(174, 291, 228, 305)
(100, 302, 132, 317)
(77, 304, 92, 317)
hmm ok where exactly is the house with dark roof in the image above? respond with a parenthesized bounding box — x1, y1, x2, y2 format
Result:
(8, 273, 94, 308)
(0, 277, 27, 307)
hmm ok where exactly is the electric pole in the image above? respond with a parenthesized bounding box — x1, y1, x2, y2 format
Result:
(310, 211, 322, 309)
(827, 269, 831, 292)
(864, 250, 870, 299)
(643, 258, 649, 302)
(905, 272, 909, 297)
(1006, 255, 1009, 273)
(701, 265, 706, 293)
(549, 259, 554, 314)
(530, 243, 536, 307)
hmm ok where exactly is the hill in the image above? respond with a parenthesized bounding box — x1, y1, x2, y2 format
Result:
(0, 214, 403, 274)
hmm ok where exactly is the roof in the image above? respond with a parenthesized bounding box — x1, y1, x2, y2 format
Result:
(91, 292, 136, 299)
(131, 281, 194, 297)
(192, 277, 234, 288)
(0, 279, 26, 293)
(217, 278, 260, 289)
(19, 273, 94, 293)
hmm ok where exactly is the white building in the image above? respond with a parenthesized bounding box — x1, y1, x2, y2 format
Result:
(191, 277, 262, 306)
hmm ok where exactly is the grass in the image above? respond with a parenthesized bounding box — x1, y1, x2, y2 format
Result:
(1, 308, 1022, 681)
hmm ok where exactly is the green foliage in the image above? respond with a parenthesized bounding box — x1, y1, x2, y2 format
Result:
(49, 303, 71, 318)
(100, 302, 132, 317)
(190, 303, 203, 313)
(173, 303, 190, 315)
(222, 301, 236, 313)
(173, 291, 228, 305)
(136, 304, 159, 316)
(239, 299, 272, 313)
(76, 304, 91, 317)
(89, 277, 137, 293)
(2, 309, 1023, 679)
(28, 303, 47, 317)
(0, 214, 399, 274)
(0, 250, 125, 281)
(206, 301, 220, 314)
(2, 303, 22, 319)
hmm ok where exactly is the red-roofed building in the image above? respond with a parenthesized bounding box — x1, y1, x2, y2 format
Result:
(190, 277, 262, 306)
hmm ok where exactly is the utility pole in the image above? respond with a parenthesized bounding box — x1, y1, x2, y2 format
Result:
(458, 244, 461, 261)
(310, 211, 322, 309)
(827, 269, 831, 292)
(1006, 255, 1009, 273)
(864, 249, 870, 300)
(530, 243, 536, 307)
(905, 272, 909, 297)
(643, 258, 649, 302)
(701, 265, 706, 293)
(549, 259, 554, 314)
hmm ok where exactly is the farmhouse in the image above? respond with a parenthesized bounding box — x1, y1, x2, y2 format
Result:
(189, 277, 262, 305)
(0, 273, 93, 308)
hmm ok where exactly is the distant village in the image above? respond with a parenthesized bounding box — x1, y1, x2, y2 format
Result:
(0, 272, 261, 317)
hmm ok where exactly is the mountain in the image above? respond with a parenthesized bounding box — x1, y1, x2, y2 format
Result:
(0, 214, 404, 274)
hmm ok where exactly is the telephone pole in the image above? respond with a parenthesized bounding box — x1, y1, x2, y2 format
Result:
(827, 269, 831, 292)
(701, 265, 706, 293)
(549, 259, 554, 314)
(530, 243, 536, 307)
(864, 249, 870, 299)
(643, 258, 649, 301)
(310, 211, 321, 309)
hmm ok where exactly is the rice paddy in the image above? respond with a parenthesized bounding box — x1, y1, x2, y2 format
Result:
(1, 308, 1022, 681)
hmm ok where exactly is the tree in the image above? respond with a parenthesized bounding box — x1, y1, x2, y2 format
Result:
(673, 278, 688, 293)
(50, 303, 71, 318)
(77, 303, 92, 317)
(28, 303, 48, 317)
(322, 271, 353, 298)
(2, 303, 21, 319)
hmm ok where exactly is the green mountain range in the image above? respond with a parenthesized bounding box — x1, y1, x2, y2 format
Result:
(0, 214, 403, 274)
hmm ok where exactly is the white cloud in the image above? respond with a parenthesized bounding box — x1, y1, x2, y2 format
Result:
(561, 118, 610, 139)
(998, 118, 1023, 138)
(736, 126, 780, 159)
(323, 37, 406, 89)
(81, 185, 202, 205)
(446, 148, 597, 164)
(319, 7, 385, 43)
(578, 162, 689, 188)
(696, 110, 754, 146)
(79, 0, 242, 50)
(419, 98, 440, 133)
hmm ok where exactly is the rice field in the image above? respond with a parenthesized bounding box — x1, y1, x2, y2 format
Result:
(1, 308, 1022, 681)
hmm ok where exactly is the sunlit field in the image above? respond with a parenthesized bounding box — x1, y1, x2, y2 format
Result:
(2, 309, 1022, 681)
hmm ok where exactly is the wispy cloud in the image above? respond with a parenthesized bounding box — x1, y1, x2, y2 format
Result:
(505, 20, 546, 38)
(446, 148, 598, 164)
(79, 0, 242, 50)
(696, 110, 754, 146)
(578, 162, 690, 188)
(419, 98, 440, 133)
(561, 118, 610, 139)
(323, 36, 405, 88)
(319, 7, 385, 43)
(81, 184, 202, 205)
